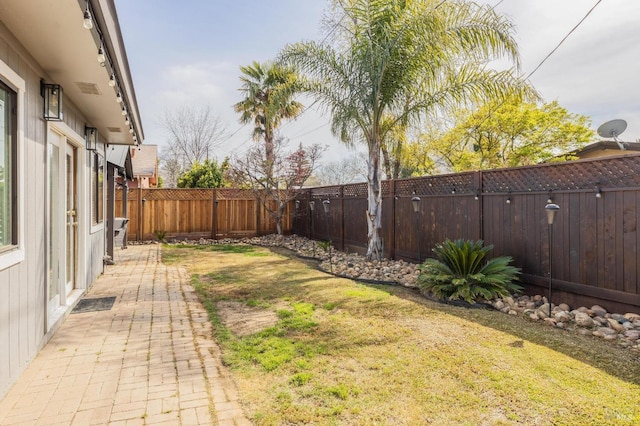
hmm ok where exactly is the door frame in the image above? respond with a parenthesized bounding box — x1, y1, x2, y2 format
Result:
(64, 142, 77, 297)
(46, 122, 87, 328)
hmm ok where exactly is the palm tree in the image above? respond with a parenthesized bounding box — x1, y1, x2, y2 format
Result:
(234, 61, 304, 165)
(280, 0, 533, 260)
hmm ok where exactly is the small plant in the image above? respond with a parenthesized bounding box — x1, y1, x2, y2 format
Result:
(317, 240, 332, 252)
(153, 229, 167, 243)
(317, 240, 334, 272)
(290, 372, 312, 386)
(418, 239, 521, 304)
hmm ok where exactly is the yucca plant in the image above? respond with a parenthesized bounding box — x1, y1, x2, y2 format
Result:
(418, 239, 521, 304)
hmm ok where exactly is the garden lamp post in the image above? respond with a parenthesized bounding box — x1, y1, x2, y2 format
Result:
(309, 200, 315, 258)
(323, 199, 332, 272)
(412, 196, 421, 263)
(545, 203, 560, 318)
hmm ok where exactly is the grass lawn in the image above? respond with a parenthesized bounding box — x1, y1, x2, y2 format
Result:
(162, 244, 640, 425)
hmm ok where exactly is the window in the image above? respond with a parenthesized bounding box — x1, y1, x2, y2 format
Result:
(91, 152, 103, 225)
(0, 80, 17, 250)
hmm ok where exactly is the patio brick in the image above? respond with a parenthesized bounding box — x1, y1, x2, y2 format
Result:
(0, 245, 250, 425)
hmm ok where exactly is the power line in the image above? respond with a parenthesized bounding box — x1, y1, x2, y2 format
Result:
(289, 121, 331, 140)
(525, 0, 603, 80)
(466, 0, 604, 132)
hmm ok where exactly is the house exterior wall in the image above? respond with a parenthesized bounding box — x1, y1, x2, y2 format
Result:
(0, 21, 106, 398)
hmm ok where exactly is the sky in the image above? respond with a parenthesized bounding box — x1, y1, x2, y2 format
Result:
(115, 0, 640, 166)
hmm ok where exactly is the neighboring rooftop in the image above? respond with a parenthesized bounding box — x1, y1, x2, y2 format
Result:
(130, 145, 158, 177)
(568, 140, 640, 160)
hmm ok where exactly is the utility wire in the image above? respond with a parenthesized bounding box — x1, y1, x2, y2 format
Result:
(524, 0, 603, 80)
(465, 0, 604, 133)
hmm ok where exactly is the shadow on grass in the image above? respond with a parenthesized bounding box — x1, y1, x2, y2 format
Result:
(266, 245, 640, 385)
(377, 284, 640, 386)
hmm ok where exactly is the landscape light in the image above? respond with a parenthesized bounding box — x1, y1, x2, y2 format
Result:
(545, 203, 560, 318)
(411, 196, 421, 213)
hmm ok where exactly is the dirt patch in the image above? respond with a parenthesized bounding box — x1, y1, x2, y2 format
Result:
(216, 301, 279, 336)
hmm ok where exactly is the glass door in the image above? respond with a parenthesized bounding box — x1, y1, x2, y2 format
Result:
(65, 143, 77, 297)
(48, 131, 78, 318)
(48, 140, 61, 315)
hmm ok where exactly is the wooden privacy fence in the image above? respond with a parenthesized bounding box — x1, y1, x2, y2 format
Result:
(114, 188, 293, 241)
(293, 154, 640, 313)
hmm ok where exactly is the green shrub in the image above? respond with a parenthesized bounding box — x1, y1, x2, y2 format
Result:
(418, 239, 521, 304)
(153, 230, 167, 242)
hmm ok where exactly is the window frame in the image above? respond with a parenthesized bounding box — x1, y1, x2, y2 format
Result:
(91, 151, 104, 225)
(0, 60, 25, 271)
(0, 80, 17, 251)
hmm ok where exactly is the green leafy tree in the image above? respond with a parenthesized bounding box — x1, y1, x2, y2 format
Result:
(281, 0, 531, 260)
(234, 61, 304, 165)
(426, 98, 595, 172)
(177, 159, 229, 188)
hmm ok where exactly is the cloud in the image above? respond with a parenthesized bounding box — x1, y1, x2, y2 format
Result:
(156, 61, 236, 107)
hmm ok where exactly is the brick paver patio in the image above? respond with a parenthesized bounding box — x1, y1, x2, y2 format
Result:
(0, 245, 250, 425)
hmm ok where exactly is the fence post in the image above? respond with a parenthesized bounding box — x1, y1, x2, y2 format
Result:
(389, 179, 396, 260)
(211, 188, 217, 240)
(475, 171, 483, 241)
(339, 186, 345, 250)
(137, 186, 143, 241)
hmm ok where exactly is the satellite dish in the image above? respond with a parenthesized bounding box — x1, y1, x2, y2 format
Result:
(597, 119, 627, 150)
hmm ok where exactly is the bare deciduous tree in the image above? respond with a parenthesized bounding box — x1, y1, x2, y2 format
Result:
(159, 153, 183, 188)
(314, 154, 367, 186)
(231, 138, 324, 235)
(158, 105, 227, 187)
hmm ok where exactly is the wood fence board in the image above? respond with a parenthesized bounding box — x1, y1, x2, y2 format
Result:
(294, 154, 640, 311)
(115, 189, 290, 239)
(579, 192, 595, 285)
(622, 191, 637, 294)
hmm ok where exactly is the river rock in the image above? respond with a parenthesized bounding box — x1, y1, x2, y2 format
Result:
(593, 316, 609, 326)
(558, 303, 571, 312)
(593, 327, 617, 338)
(575, 312, 595, 328)
(554, 311, 572, 322)
(607, 318, 626, 332)
(591, 305, 607, 317)
(624, 330, 640, 341)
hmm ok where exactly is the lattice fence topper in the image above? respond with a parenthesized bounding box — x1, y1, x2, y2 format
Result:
(137, 189, 212, 201)
(395, 172, 476, 197)
(482, 154, 640, 193)
(343, 183, 368, 198)
(311, 185, 343, 199)
(116, 188, 290, 201)
(215, 188, 261, 200)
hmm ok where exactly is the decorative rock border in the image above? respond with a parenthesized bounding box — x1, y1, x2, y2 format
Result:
(166, 234, 640, 352)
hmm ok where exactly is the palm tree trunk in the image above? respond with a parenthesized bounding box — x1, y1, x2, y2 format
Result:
(381, 145, 392, 179)
(366, 145, 383, 260)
